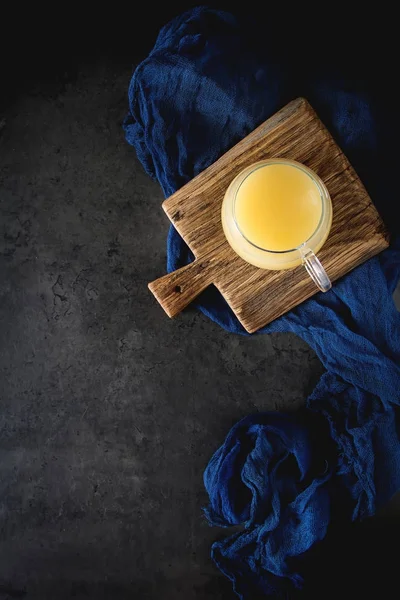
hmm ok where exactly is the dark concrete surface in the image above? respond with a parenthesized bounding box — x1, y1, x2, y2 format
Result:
(1, 11, 400, 600)
(0, 61, 327, 599)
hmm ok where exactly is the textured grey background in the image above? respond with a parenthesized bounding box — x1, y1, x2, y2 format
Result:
(1, 58, 399, 599)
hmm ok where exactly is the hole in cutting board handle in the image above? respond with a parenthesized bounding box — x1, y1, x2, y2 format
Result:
(148, 257, 215, 318)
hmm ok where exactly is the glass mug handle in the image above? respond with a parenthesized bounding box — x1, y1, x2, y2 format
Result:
(299, 246, 331, 293)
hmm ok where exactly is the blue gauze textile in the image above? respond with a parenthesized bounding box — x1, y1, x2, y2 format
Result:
(124, 7, 400, 598)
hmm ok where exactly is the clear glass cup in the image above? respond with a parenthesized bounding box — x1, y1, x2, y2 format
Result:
(221, 159, 333, 292)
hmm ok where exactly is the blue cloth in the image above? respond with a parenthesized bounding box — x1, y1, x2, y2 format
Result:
(124, 7, 400, 597)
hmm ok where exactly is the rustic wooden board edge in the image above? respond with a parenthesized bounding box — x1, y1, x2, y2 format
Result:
(161, 97, 308, 243)
(236, 235, 390, 333)
(162, 98, 306, 207)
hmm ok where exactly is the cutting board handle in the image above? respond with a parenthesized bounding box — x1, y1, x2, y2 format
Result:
(148, 258, 215, 318)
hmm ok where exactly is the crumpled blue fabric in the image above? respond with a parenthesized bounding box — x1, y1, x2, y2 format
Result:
(123, 7, 400, 598)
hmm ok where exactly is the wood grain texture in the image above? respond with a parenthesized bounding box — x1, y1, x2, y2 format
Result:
(148, 97, 389, 333)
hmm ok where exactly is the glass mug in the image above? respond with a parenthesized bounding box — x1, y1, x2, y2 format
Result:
(221, 159, 333, 292)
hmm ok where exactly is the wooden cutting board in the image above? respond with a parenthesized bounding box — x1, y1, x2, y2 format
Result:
(148, 97, 389, 333)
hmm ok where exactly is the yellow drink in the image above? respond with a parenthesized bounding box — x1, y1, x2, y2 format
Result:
(234, 163, 322, 252)
(221, 159, 332, 271)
